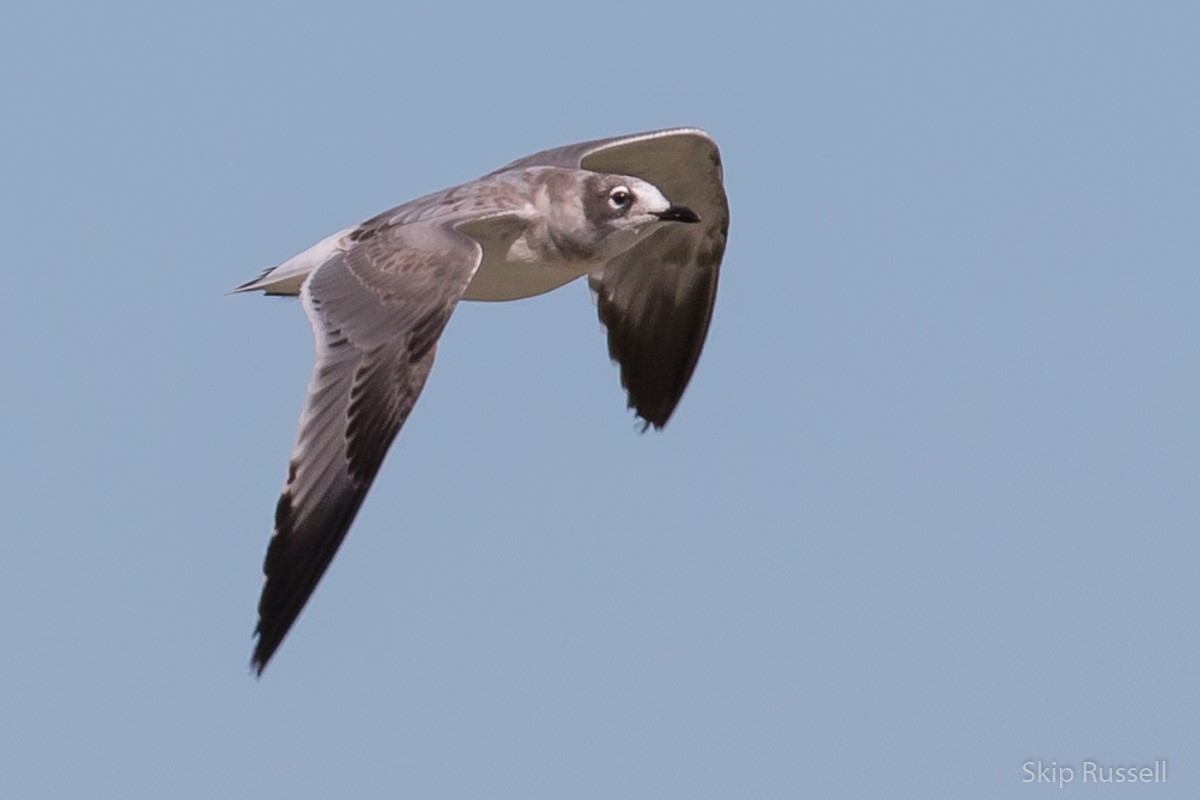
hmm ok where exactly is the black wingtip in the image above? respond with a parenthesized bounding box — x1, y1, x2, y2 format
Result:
(250, 640, 269, 678)
(640, 411, 671, 433)
(250, 621, 278, 677)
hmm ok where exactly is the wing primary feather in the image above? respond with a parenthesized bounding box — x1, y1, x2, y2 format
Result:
(250, 221, 480, 674)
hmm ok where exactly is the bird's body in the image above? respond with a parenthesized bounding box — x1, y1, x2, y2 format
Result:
(234, 128, 728, 673)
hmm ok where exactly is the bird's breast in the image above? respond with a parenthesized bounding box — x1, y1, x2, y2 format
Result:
(459, 219, 595, 302)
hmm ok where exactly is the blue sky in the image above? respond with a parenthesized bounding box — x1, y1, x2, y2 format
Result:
(2, 2, 1197, 797)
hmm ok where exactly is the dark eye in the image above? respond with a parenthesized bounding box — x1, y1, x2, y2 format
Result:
(608, 186, 633, 210)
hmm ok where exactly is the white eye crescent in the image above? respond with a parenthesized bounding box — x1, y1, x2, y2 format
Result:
(608, 186, 633, 211)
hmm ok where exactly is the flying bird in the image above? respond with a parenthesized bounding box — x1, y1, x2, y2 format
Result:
(233, 128, 729, 673)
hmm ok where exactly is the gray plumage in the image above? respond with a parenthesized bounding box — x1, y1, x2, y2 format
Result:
(233, 128, 729, 673)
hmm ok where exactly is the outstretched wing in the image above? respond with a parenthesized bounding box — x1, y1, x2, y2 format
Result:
(252, 219, 483, 673)
(498, 128, 729, 428)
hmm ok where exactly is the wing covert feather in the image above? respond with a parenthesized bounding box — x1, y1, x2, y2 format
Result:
(252, 222, 480, 673)
(500, 128, 729, 428)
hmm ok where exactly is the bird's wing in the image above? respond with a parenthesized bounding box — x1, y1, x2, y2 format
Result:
(252, 218, 484, 673)
(497, 128, 729, 428)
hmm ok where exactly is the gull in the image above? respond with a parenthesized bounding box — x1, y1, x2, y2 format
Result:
(232, 128, 729, 674)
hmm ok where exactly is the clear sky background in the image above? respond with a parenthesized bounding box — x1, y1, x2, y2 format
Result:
(2, 2, 1196, 798)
